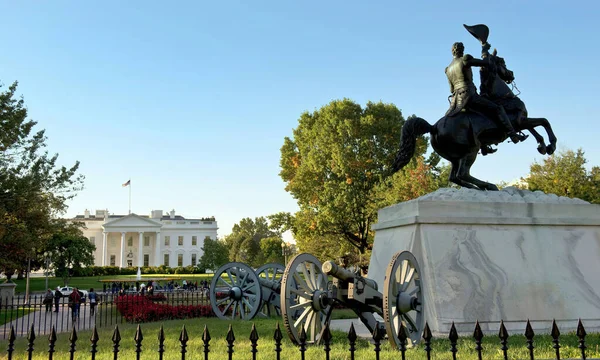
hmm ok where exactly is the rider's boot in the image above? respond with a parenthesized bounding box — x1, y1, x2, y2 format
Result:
(481, 145, 497, 156)
(497, 107, 525, 144)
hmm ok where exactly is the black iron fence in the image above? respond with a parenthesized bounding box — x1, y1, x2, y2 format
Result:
(3, 319, 598, 359)
(1, 291, 211, 339)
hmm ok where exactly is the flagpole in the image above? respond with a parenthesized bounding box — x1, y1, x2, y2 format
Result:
(129, 179, 131, 215)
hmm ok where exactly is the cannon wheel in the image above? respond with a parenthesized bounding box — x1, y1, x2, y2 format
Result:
(256, 263, 285, 317)
(281, 253, 331, 345)
(210, 262, 262, 320)
(383, 251, 425, 348)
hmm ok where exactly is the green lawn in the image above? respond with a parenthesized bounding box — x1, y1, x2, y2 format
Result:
(0, 308, 36, 326)
(2, 317, 598, 360)
(8, 274, 214, 294)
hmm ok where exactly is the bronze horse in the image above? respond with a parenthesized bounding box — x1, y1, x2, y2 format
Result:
(392, 51, 557, 191)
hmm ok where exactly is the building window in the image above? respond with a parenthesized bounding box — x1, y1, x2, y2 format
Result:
(127, 260, 133, 267)
(90, 237, 95, 246)
(192, 236, 197, 246)
(144, 236, 150, 247)
(191, 254, 197, 266)
(110, 255, 116, 266)
(165, 236, 170, 246)
(178, 236, 184, 246)
(127, 237, 133, 247)
(177, 254, 183, 267)
(164, 254, 169, 267)
(143, 254, 149, 267)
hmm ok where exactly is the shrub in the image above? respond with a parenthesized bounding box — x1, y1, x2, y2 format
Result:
(114, 294, 214, 322)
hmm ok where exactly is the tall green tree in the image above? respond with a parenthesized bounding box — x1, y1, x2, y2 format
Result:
(198, 237, 229, 272)
(0, 81, 84, 280)
(522, 148, 600, 203)
(279, 100, 440, 265)
(46, 225, 95, 285)
(223, 217, 277, 267)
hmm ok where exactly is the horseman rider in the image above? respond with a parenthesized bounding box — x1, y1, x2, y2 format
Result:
(445, 42, 526, 148)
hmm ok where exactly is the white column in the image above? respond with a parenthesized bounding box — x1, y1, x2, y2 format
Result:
(138, 231, 144, 267)
(120, 232, 126, 268)
(102, 232, 107, 266)
(155, 232, 161, 266)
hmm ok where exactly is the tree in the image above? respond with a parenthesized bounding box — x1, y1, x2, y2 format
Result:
(279, 100, 441, 266)
(223, 217, 277, 267)
(198, 237, 229, 272)
(522, 148, 600, 203)
(0, 81, 84, 280)
(46, 226, 95, 285)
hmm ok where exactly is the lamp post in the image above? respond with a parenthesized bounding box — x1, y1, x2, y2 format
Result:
(281, 242, 287, 265)
(44, 251, 52, 290)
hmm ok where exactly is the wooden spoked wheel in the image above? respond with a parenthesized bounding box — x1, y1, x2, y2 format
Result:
(210, 262, 262, 320)
(256, 263, 285, 317)
(383, 251, 425, 348)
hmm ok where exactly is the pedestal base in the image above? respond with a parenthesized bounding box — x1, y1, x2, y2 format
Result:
(368, 187, 600, 335)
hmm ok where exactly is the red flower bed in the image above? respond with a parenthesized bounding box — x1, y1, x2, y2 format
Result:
(115, 295, 215, 322)
(146, 293, 167, 302)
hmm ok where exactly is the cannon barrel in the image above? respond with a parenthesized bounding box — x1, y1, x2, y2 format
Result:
(322, 261, 378, 291)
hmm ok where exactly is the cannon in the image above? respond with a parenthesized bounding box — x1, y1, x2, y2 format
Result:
(209, 262, 287, 320)
(280, 251, 424, 349)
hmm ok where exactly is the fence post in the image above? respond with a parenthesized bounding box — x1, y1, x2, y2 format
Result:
(158, 325, 165, 360)
(423, 322, 432, 360)
(226, 324, 235, 360)
(525, 319, 535, 360)
(69, 325, 78, 360)
(347, 323, 357, 360)
(249, 323, 259, 360)
(499, 320, 509, 360)
(474, 320, 484, 360)
(273, 323, 283, 360)
(299, 327, 307, 360)
(551, 320, 561, 360)
(7, 325, 15, 360)
(372, 323, 383, 360)
(449, 322, 458, 360)
(577, 319, 587, 360)
(398, 322, 407, 360)
(134, 324, 143, 360)
(48, 326, 57, 360)
(202, 325, 211, 360)
(112, 325, 121, 360)
(27, 324, 36, 360)
(179, 325, 189, 360)
(90, 326, 99, 360)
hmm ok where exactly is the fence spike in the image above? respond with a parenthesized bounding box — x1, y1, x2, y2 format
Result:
(202, 325, 211, 360)
(179, 325, 189, 360)
(577, 319, 587, 360)
(473, 320, 484, 360)
(499, 320, 509, 360)
(7, 325, 16, 360)
(449, 322, 458, 360)
(299, 326, 307, 360)
(525, 319, 535, 360)
(27, 323, 36, 359)
(372, 322, 383, 359)
(274, 323, 283, 360)
(90, 326, 100, 360)
(158, 325, 165, 360)
(226, 324, 235, 360)
(322, 322, 332, 360)
(348, 323, 357, 360)
(423, 322, 432, 360)
(69, 326, 78, 360)
(112, 325, 121, 359)
(48, 326, 57, 360)
(134, 324, 143, 360)
(551, 319, 561, 360)
(250, 323, 259, 360)
(398, 321, 408, 360)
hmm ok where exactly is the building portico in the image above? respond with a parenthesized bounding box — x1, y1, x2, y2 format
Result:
(102, 214, 162, 267)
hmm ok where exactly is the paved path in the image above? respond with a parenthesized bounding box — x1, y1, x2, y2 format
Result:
(330, 318, 372, 338)
(1, 304, 97, 339)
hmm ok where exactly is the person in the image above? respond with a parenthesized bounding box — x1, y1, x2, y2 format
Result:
(44, 289, 54, 312)
(54, 287, 62, 312)
(445, 42, 525, 145)
(68, 287, 82, 321)
(88, 288, 98, 316)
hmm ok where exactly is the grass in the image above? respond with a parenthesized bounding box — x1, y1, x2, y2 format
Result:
(2, 317, 599, 360)
(0, 308, 36, 326)
(9, 274, 214, 294)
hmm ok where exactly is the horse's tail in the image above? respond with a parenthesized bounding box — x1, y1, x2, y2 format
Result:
(392, 117, 433, 173)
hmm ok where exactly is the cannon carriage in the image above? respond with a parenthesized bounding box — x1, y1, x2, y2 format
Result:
(280, 251, 425, 349)
(209, 262, 287, 320)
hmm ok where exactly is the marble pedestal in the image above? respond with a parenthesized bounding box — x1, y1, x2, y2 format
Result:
(368, 187, 600, 336)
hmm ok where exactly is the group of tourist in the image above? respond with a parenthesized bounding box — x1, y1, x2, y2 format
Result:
(43, 287, 98, 321)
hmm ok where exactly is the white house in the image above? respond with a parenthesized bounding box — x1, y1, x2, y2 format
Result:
(72, 209, 218, 268)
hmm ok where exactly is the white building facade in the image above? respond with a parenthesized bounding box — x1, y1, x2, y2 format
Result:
(73, 209, 218, 268)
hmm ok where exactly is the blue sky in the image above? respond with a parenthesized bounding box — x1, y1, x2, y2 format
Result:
(1, 1, 599, 237)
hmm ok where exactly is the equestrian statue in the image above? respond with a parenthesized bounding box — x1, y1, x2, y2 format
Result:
(392, 24, 557, 191)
